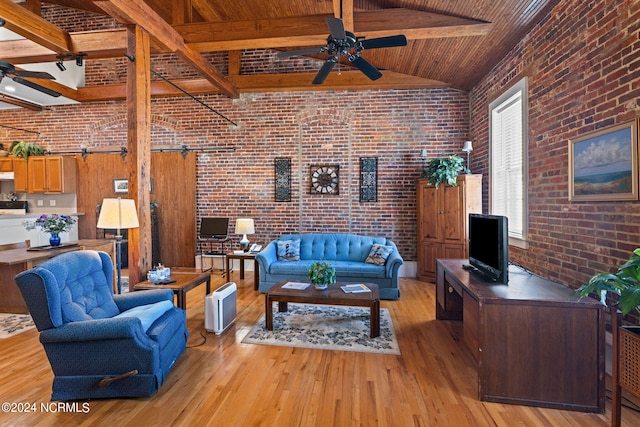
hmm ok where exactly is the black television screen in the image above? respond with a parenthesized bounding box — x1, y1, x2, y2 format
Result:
(468, 213, 509, 283)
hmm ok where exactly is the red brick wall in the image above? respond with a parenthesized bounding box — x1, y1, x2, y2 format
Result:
(470, 0, 640, 288)
(0, 88, 469, 262)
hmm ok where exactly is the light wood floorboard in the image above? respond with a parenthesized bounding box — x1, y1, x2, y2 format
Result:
(0, 275, 639, 426)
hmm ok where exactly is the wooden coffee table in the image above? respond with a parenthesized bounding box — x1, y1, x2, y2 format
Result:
(133, 268, 211, 310)
(265, 281, 380, 338)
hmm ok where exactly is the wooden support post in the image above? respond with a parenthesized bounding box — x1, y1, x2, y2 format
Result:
(228, 50, 241, 76)
(126, 25, 152, 288)
(172, 0, 192, 25)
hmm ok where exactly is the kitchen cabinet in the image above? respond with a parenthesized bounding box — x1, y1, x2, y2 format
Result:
(18, 156, 77, 193)
(416, 175, 482, 281)
(13, 159, 27, 192)
(0, 158, 12, 172)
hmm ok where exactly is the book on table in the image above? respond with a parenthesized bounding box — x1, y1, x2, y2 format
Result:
(282, 282, 311, 290)
(341, 284, 371, 293)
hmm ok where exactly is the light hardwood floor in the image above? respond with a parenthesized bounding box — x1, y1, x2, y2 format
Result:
(1, 275, 639, 426)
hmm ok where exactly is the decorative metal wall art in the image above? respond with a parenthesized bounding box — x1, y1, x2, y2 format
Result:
(309, 164, 339, 195)
(359, 157, 378, 202)
(274, 157, 292, 202)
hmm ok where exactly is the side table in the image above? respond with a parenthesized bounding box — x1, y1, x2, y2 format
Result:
(133, 268, 211, 311)
(226, 252, 259, 290)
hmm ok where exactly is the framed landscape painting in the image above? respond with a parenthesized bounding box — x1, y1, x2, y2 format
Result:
(568, 120, 638, 201)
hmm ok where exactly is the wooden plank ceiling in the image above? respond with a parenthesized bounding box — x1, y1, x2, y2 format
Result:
(0, 0, 561, 102)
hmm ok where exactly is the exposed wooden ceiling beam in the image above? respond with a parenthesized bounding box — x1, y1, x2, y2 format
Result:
(0, 93, 43, 110)
(333, 0, 354, 33)
(0, 0, 72, 54)
(234, 72, 450, 93)
(94, 0, 239, 98)
(76, 72, 449, 102)
(177, 9, 492, 51)
(1, 29, 156, 64)
(0, 8, 491, 64)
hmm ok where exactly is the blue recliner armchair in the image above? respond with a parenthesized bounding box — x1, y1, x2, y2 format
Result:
(14, 250, 188, 401)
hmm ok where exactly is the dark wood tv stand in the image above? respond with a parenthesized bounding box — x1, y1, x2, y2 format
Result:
(436, 259, 605, 413)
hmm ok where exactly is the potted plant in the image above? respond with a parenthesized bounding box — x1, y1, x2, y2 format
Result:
(575, 248, 640, 419)
(0, 142, 8, 157)
(575, 248, 640, 318)
(9, 140, 44, 159)
(22, 214, 77, 247)
(421, 155, 465, 188)
(307, 261, 336, 290)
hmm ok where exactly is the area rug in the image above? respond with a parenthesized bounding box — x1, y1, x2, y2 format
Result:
(242, 304, 400, 355)
(0, 313, 35, 339)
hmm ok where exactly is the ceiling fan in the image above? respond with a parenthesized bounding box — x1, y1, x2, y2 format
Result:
(276, 17, 407, 84)
(0, 60, 61, 97)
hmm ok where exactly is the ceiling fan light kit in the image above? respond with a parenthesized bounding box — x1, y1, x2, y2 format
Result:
(277, 17, 406, 85)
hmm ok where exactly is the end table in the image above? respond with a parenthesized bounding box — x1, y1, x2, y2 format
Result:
(226, 252, 259, 290)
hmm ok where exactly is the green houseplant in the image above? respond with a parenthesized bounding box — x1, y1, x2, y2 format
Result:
(421, 155, 465, 188)
(576, 248, 640, 422)
(9, 140, 44, 159)
(575, 248, 640, 318)
(307, 261, 336, 290)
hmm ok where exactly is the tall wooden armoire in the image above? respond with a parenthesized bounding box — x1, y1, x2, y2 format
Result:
(417, 174, 482, 282)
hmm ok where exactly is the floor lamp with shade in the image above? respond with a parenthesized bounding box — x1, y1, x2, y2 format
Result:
(97, 198, 139, 294)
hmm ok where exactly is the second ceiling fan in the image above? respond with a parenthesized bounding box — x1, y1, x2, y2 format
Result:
(277, 16, 407, 84)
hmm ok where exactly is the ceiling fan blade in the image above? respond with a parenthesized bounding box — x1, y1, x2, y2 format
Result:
(277, 47, 325, 59)
(12, 69, 55, 80)
(12, 77, 61, 97)
(349, 56, 383, 81)
(360, 35, 408, 50)
(326, 17, 346, 40)
(312, 58, 338, 85)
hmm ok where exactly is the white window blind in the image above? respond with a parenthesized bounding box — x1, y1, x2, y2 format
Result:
(490, 78, 527, 243)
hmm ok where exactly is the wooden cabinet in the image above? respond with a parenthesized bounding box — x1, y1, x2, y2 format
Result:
(15, 156, 77, 193)
(12, 159, 27, 192)
(416, 175, 482, 281)
(0, 158, 12, 172)
(436, 259, 605, 413)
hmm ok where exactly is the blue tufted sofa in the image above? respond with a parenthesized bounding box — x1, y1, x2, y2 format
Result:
(255, 233, 404, 300)
(14, 250, 188, 401)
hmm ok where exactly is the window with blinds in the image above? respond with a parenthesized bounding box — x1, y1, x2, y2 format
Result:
(489, 78, 528, 246)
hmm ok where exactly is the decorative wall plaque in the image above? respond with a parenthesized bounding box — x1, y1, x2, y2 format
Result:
(359, 157, 378, 202)
(309, 164, 339, 195)
(274, 157, 292, 202)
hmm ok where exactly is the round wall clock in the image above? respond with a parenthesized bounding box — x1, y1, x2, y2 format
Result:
(309, 164, 339, 194)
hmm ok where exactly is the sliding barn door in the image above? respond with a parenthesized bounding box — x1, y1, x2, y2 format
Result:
(76, 152, 196, 268)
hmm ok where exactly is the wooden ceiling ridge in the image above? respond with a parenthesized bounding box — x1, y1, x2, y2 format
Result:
(0, 0, 495, 101)
(174, 9, 493, 51)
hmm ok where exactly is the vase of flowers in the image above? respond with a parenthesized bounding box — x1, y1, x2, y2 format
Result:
(23, 214, 77, 246)
(307, 261, 336, 290)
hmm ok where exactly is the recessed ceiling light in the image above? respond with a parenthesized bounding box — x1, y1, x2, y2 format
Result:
(4, 85, 16, 92)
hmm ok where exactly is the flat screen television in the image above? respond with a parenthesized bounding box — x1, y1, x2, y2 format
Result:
(468, 213, 509, 283)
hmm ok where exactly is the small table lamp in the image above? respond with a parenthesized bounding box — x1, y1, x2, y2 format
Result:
(97, 198, 139, 294)
(462, 140, 473, 174)
(235, 218, 255, 252)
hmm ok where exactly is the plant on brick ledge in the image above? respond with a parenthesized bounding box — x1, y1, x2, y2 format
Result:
(421, 155, 465, 188)
(307, 261, 336, 290)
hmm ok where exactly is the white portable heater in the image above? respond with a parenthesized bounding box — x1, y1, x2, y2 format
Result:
(205, 282, 237, 335)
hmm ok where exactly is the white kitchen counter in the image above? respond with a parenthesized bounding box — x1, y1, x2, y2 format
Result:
(0, 213, 84, 246)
